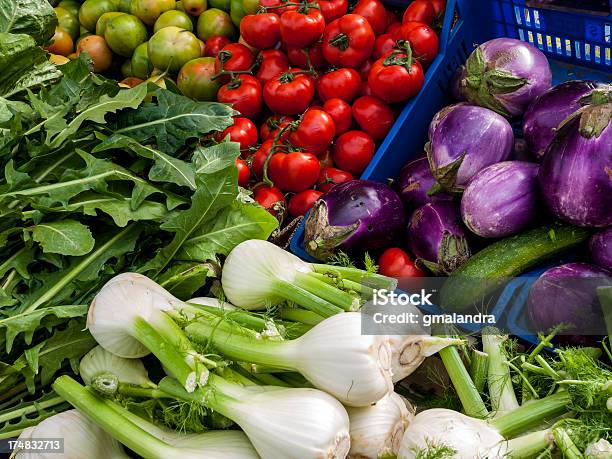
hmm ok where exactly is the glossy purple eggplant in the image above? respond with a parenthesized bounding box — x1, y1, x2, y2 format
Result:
(538, 90, 612, 227)
(304, 180, 406, 260)
(590, 227, 612, 271)
(428, 104, 513, 192)
(427, 102, 468, 140)
(397, 156, 452, 208)
(406, 201, 471, 274)
(460, 161, 539, 238)
(523, 80, 604, 159)
(527, 262, 611, 335)
(459, 38, 552, 118)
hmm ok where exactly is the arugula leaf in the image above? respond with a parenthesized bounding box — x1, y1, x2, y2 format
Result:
(0, 0, 57, 44)
(157, 262, 214, 300)
(0, 390, 69, 439)
(29, 220, 95, 256)
(192, 141, 240, 175)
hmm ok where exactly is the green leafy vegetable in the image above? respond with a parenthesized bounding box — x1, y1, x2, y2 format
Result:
(0, 0, 56, 44)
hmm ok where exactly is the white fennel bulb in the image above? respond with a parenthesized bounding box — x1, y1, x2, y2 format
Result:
(80, 345, 154, 388)
(586, 438, 612, 458)
(346, 392, 415, 459)
(398, 408, 507, 459)
(188, 297, 237, 310)
(14, 410, 128, 459)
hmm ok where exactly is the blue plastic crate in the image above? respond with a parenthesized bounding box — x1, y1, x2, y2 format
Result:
(290, 0, 612, 342)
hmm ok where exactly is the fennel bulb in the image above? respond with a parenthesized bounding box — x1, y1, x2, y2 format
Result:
(585, 438, 612, 458)
(14, 410, 128, 459)
(188, 297, 236, 310)
(346, 392, 415, 459)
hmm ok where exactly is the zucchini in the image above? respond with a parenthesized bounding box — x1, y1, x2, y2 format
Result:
(439, 223, 591, 311)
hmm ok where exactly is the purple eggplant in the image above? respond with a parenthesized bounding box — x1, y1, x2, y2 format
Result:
(397, 157, 452, 208)
(538, 90, 612, 227)
(523, 81, 604, 159)
(527, 262, 611, 335)
(460, 161, 539, 238)
(428, 102, 468, 140)
(459, 38, 552, 118)
(427, 104, 513, 192)
(406, 202, 471, 274)
(304, 180, 406, 260)
(590, 227, 612, 271)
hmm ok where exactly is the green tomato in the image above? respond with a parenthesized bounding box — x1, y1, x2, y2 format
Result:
(208, 0, 231, 12)
(196, 8, 235, 41)
(130, 0, 176, 26)
(243, 0, 259, 15)
(58, 0, 80, 17)
(148, 26, 202, 74)
(104, 14, 148, 57)
(182, 0, 207, 16)
(95, 11, 124, 36)
(116, 0, 132, 12)
(229, 0, 245, 28)
(131, 42, 153, 79)
(154, 10, 194, 33)
(177, 57, 220, 101)
(121, 59, 133, 78)
(78, 0, 118, 31)
(55, 6, 80, 40)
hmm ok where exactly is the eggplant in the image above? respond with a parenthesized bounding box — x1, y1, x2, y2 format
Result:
(304, 180, 406, 260)
(523, 81, 604, 159)
(590, 227, 612, 271)
(459, 38, 552, 118)
(406, 202, 471, 274)
(427, 102, 467, 140)
(527, 262, 611, 335)
(460, 161, 539, 238)
(427, 104, 513, 192)
(538, 89, 612, 227)
(397, 157, 452, 208)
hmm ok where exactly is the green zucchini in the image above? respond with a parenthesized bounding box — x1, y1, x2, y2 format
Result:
(439, 223, 591, 311)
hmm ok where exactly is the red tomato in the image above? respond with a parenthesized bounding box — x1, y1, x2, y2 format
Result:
(318, 148, 334, 168)
(215, 117, 259, 151)
(260, 0, 298, 15)
(280, 8, 325, 48)
(373, 33, 396, 59)
(386, 22, 401, 36)
(378, 248, 425, 279)
(217, 75, 262, 118)
(251, 140, 274, 178)
(253, 184, 287, 220)
(288, 189, 323, 217)
(368, 48, 425, 103)
(360, 80, 373, 96)
(352, 0, 387, 35)
(352, 95, 394, 140)
(332, 130, 374, 175)
(316, 0, 348, 23)
(317, 68, 361, 102)
(204, 36, 232, 57)
(263, 71, 315, 115)
(322, 14, 375, 68)
(402, 0, 436, 25)
(215, 43, 255, 83)
(429, 0, 446, 15)
(286, 41, 326, 70)
(240, 13, 281, 50)
(268, 151, 320, 192)
(255, 49, 290, 84)
(323, 98, 352, 135)
(289, 109, 336, 154)
(259, 115, 295, 141)
(394, 22, 439, 66)
(236, 158, 250, 186)
(317, 166, 354, 192)
(357, 59, 374, 80)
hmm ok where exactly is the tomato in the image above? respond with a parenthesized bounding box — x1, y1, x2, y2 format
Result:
(286, 41, 326, 70)
(373, 33, 395, 59)
(253, 184, 287, 220)
(47, 28, 73, 56)
(394, 22, 439, 66)
(154, 10, 193, 32)
(260, 0, 298, 15)
(332, 130, 374, 174)
(315, 0, 347, 23)
(215, 43, 255, 74)
(289, 189, 323, 217)
(236, 158, 251, 186)
(322, 98, 352, 135)
(183, 0, 207, 16)
(402, 0, 436, 25)
(205, 36, 232, 57)
(352, 95, 394, 140)
(104, 14, 148, 57)
(317, 68, 361, 103)
(429, 0, 446, 15)
(352, 0, 387, 35)
(255, 49, 290, 84)
(177, 57, 221, 101)
(197, 8, 236, 40)
(317, 166, 353, 192)
(379, 248, 425, 279)
(259, 115, 294, 141)
(263, 71, 315, 115)
(130, 0, 176, 26)
(318, 148, 334, 168)
(357, 59, 373, 80)
(240, 13, 281, 49)
(215, 117, 259, 151)
(269, 151, 320, 192)
(79, 0, 117, 31)
(386, 21, 401, 36)
(149, 27, 202, 74)
(76, 35, 112, 73)
(58, 0, 80, 18)
(368, 48, 425, 103)
(280, 8, 325, 48)
(322, 14, 375, 69)
(217, 75, 262, 118)
(55, 6, 80, 40)
(289, 109, 335, 155)
(360, 80, 373, 96)
(251, 140, 281, 177)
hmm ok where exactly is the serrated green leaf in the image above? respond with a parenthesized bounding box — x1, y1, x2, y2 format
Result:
(0, 391, 69, 439)
(0, 246, 35, 280)
(111, 89, 235, 154)
(30, 220, 94, 256)
(0, 0, 57, 44)
(158, 262, 214, 300)
(177, 201, 278, 262)
(193, 141, 241, 175)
